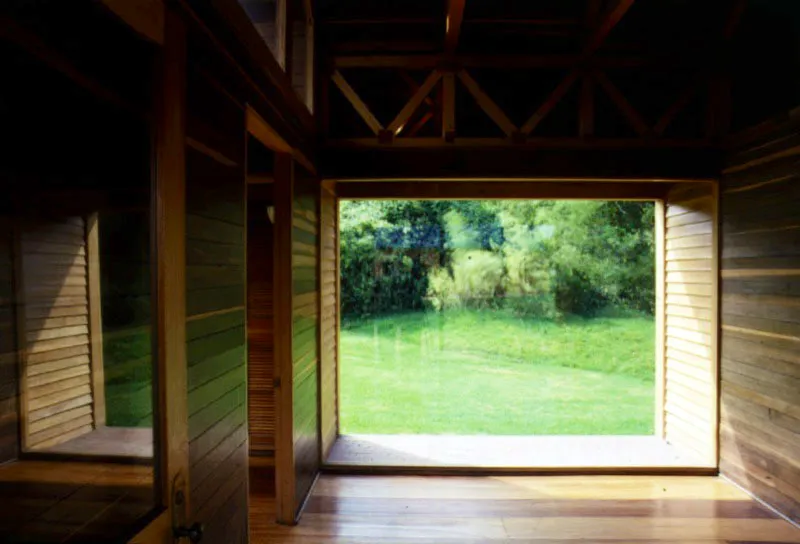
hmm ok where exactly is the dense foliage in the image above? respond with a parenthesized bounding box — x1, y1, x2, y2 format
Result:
(340, 200, 654, 321)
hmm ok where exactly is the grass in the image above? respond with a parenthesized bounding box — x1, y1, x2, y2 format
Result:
(340, 310, 655, 435)
(103, 328, 153, 428)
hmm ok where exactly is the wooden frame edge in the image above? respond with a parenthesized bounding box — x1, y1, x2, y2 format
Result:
(86, 213, 106, 428)
(654, 199, 666, 440)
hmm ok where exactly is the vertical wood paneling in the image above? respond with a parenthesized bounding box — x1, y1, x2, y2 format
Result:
(17, 217, 95, 451)
(247, 188, 276, 456)
(319, 187, 338, 459)
(292, 173, 320, 513)
(663, 183, 717, 466)
(185, 45, 248, 542)
(720, 123, 800, 524)
(0, 221, 19, 464)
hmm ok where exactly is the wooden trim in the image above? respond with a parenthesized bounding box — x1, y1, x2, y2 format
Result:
(336, 181, 670, 200)
(186, 137, 238, 167)
(304, 17, 314, 112)
(583, 0, 636, 55)
(331, 70, 384, 135)
(710, 181, 720, 469)
(334, 196, 341, 447)
(388, 71, 442, 136)
(99, 0, 165, 44)
(457, 71, 517, 137)
(12, 227, 30, 451)
(320, 464, 717, 477)
(333, 54, 647, 69)
(273, 153, 296, 525)
(85, 214, 106, 428)
(654, 200, 666, 439)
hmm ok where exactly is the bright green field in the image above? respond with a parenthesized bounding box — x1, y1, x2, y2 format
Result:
(339, 310, 655, 435)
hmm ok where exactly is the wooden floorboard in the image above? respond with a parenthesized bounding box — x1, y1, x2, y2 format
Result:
(250, 471, 800, 543)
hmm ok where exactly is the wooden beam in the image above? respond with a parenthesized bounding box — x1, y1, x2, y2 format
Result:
(247, 105, 292, 153)
(388, 71, 442, 135)
(654, 80, 700, 137)
(337, 181, 670, 200)
(320, 147, 720, 180)
(443, 72, 456, 142)
(583, 0, 636, 56)
(408, 110, 435, 137)
(580, 72, 595, 138)
(273, 153, 296, 525)
(445, 0, 466, 55)
(521, 70, 580, 135)
(594, 70, 651, 137)
(99, 0, 164, 44)
(400, 71, 436, 111)
(86, 213, 105, 428)
(275, 0, 288, 70)
(457, 70, 517, 137)
(326, 137, 711, 149)
(331, 70, 384, 135)
(333, 54, 646, 69)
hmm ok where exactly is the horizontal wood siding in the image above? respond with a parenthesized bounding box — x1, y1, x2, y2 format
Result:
(247, 188, 276, 455)
(185, 49, 248, 544)
(18, 217, 95, 451)
(293, 176, 320, 510)
(0, 221, 18, 463)
(720, 123, 800, 524)
(663, 183, 718, 466)
(319, 187, 338, 459)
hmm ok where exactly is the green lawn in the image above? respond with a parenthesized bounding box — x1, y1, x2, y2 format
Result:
(340, 310, 655, 435)
(103, 329, 153, 428)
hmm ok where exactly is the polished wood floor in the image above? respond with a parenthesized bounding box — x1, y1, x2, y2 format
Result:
(326, 434, 709, 471)
(250, 467, 800, 543)
(0, 460, 154, 543)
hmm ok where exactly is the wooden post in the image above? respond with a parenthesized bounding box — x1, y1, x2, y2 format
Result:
(710, 181, 720, 468)
(11, 228, 29, 451)
(130, 8, 190, 542)
(654, 199, 666, 440)
(86, 213, 106, 427)
(273, 153, 296, 525)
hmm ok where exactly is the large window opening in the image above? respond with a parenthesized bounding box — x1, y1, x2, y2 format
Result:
(330, 198, 709, 469)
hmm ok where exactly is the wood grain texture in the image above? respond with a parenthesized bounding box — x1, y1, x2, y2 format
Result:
(720, 120, 800, 524)
(319, 187, 338, 460)
(291, 174, 321, 519)
(185, 46, 248, 542)
(663, 183, 718, 467)
(250, 474, 800, 543)
(248, 185, 276, 456)
(18, 216, 95, 451)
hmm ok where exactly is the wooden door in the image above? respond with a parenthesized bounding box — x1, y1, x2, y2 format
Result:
(129, 8, 190, 543)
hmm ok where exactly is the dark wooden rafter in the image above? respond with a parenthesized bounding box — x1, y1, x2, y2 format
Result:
(445, 0, 466, 55)
(458, 70, 517, 137)
(407, 110, 435, 137)
(331, 70, 384, 134)
(333, 54, 646, 69)
(583, 0, 636, 56)
(654, 79, 702, 136)
(442, 72, 456, 142)
(594, 70, 651, 137)
(521, 71, 580, 135)
(387, 70, 442, 136)
(580, 72, 594, 138)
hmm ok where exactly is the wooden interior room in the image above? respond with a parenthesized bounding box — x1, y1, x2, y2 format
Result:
(0, 0, 798, 543)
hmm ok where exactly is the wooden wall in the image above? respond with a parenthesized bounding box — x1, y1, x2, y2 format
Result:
(720, 125, 800, 524)
(292, 174, 320, 509)
(663, 183, 718, 467)
(319, 186, 338, 459)
(17, 217, 96, 451)
(185, 42, 249, 544)
(247, 188, 276, 456)
(0, 221, 18, 464)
